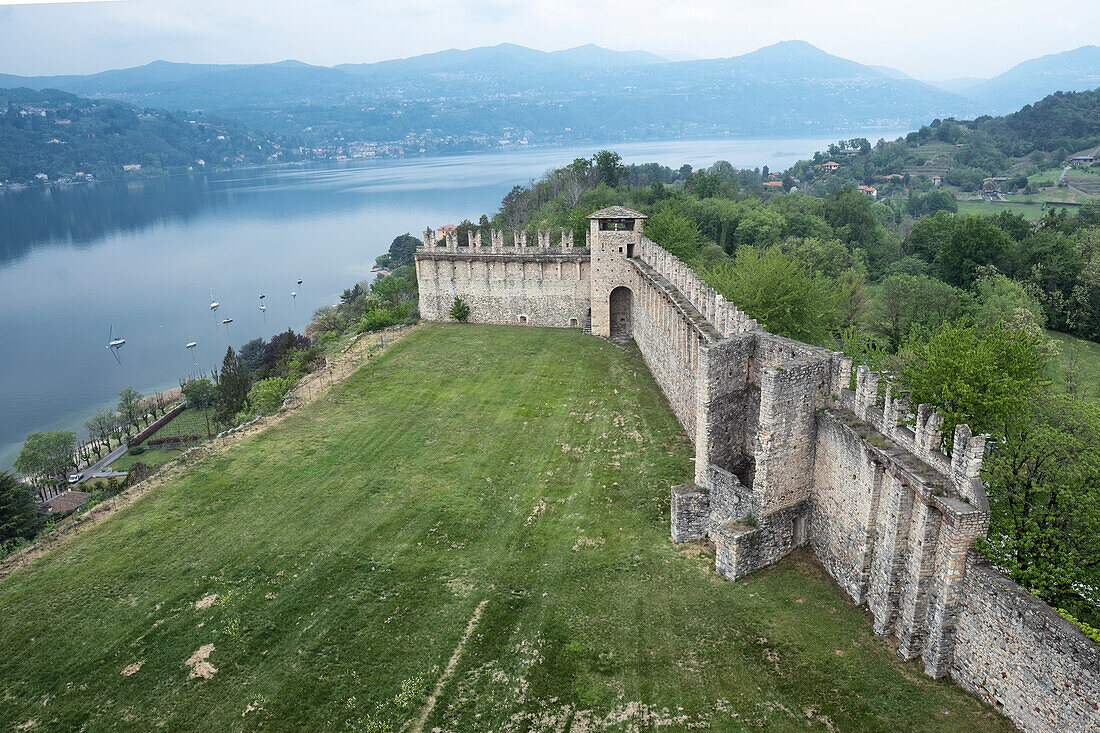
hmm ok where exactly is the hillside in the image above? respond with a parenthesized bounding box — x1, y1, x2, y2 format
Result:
(965, 45, 1100, 113)
(0, 87, 311, 184)
(784, 87, 1100, 211)
(0, 325, 1010, 731)
(0, 42, 976, 151)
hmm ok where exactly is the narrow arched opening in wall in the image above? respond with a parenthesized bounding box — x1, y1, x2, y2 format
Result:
(609, 286, 633, 342)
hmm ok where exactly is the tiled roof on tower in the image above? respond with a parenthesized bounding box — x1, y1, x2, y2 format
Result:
(587, 206, 647, 219)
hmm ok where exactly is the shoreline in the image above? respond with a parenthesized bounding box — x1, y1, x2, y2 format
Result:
(0, 127, 913, 193)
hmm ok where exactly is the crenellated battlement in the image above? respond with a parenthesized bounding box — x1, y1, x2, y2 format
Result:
(635, 237, 758, 338)
(422, 227, 582, 255)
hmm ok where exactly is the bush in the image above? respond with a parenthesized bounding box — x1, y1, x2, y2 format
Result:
(248, 376, 294, 415)
(358, 308, 405, 333)
(449, 297, 471, 322)
(128, 445, 146, 456)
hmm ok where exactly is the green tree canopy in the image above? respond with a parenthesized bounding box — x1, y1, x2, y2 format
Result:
(899, 319, 1046, 445)
(643, 209, 702, 260)
(981, 394, 1100, 625)
(0, 471, 40, 551)
(702, 246, 840, 345)
(247, 376, 294, 415)
(214, 347, 251, 428)
(182, 378, 216, 409)
(936, 214, 1009, 288)
(14, 430, 76, 483)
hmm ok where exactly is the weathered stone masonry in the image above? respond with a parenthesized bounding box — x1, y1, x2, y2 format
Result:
(415, 206, 1099, 732)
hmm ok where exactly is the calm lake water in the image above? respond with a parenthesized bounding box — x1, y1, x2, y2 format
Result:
(0, 133, 902, 469)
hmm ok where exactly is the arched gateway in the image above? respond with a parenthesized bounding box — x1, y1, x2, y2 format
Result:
(609, 286, 632, 341)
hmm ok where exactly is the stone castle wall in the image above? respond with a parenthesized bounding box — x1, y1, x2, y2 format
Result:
(414, 213, 1098, 731)
(415, 250, 591, 328)
(952, 558, 1100, 731)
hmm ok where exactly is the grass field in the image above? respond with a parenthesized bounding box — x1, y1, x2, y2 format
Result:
(110, 447, 185, 471)
(1047, 330, 1100, 401)
(956, 200, 1045, 218)
(139, 406, 214, 444)
(0, 325, 1010, 731)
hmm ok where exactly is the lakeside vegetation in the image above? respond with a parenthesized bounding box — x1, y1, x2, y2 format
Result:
(0, 87, 313, 185)
(0, 325, 1011, 731)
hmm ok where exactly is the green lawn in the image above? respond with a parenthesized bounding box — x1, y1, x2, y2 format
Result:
(1047, 330, 1100, 401)
(955, 200, 1045, 218)
(0, 325, 1009, 731)
(140, 406, 214, 444)
(110, 447, 185, 472)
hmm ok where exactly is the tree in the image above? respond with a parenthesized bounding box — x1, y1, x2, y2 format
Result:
(869, 274, 966, 350)
(449, 297, 471, 322)
(247, 376, 294, 415)
(981, 394, 1100, 626)
(936, 215, 1009, 287)
(899, 319, 1046, 447)
(905, 210, 955, 263)
(84, 408, 118, 454)
(213, 347, 251, 427)
(643, 210, 702, 260)
(702, 247, 840, 345)
(14, 430, 77, 485)
(0, 471, 40, 551)
(593, 150, 623, 188)
(386, 233, 422, 268)
(181, 378, 216, 436)
(117, 386, 144, 436)
(240, 337, 266, 372)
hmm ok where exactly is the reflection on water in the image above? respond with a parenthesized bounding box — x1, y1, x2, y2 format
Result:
(0, 133, 903, 468)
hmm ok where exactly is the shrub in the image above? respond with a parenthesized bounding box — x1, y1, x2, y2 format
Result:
(127, 445, 146, 456)
(449, 297, 471, 322)
(248, 376, 295, 415)
(358, 308, 404, 333)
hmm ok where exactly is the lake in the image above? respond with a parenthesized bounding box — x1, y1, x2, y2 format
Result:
(0, 133, 902, 469)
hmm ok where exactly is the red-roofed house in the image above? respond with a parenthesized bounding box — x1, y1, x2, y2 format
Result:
(762, 181, 783, 188)
(857, 185, 878, 199)
(931, 175, 942, 187)
(822, 161, 840, 171)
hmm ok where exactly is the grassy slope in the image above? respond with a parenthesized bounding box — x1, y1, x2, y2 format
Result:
(1048, 329, 1100, 400)
(110, 447, 184, 471)
(0, 325, 1009, 732)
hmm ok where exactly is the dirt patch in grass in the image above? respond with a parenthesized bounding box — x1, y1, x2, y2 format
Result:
(194, 594, 217, 610)
(120, 662, 143, 677)
(185, 644, 217, 680)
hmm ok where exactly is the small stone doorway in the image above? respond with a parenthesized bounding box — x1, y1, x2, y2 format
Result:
(609, 286, 633, 342)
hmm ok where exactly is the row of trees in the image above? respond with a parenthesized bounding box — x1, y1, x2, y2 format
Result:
(13, 386, 177, 489)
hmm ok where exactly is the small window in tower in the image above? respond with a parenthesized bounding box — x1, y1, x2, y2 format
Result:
(518, 315, 528, 324)
(618, 247, 623, 253)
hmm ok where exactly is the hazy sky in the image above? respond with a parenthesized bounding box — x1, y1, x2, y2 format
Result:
(1, 0, 1097, 80)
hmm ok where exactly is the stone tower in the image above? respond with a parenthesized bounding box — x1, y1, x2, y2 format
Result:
(587, 206, 647, 339)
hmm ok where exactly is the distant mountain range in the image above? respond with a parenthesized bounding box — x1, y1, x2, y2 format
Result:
(1, 41, 1097, 157)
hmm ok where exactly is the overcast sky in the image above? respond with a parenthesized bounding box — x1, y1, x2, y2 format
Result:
(1, 0, 1097, 80)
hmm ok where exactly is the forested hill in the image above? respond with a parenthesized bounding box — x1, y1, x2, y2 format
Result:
(0, 88, 312, 185)
(785, 87, 1100, 195)
(977, 88, 1100, 154)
